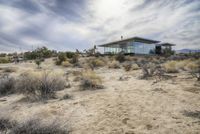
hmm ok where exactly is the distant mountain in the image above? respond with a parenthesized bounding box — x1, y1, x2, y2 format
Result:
(176, 49, 200, 53)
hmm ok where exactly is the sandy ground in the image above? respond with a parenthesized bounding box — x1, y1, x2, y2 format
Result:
(0, 58, 200, 134)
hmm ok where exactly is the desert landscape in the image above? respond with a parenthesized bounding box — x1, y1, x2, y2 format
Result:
(0, 1, 200, 133)
(0, 52, 200, 134)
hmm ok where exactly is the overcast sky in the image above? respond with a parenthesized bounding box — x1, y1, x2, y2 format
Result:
(0, 0, 200, 52)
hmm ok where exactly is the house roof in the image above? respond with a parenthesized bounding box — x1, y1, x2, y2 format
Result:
(98, 37, 160, 47)
(156, 42, 176, 46)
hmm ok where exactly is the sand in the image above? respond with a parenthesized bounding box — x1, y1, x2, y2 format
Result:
(0, 58, 200, 134)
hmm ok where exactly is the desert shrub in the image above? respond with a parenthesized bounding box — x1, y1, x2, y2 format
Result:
(176, 60, 190, 71)
(0, 74, 16, 96)
(140, 63, 157, 79)
(140, 63, 165, 80)
(3, 67, 17, 73)
(188, 61, 200, 81)
(10, 119, 68, 134)
(132, 63, 140, 70)
(65, 51, 75, 59)
(0, 57, 10, 64)
(35, 59, 42, 68)
(108, 60, 120, 69)
(163, 61, 178, 73)
(16, 71, 66, 100)
(62, 61, 72, 67)
(163, 48, 175, 57)
(80, 70, 103, 90)
(56, 52, 67, 65)
(0, 117, 16, 133)
(123, 63, 132, 71)
(115, 53, 125, 63)
(88, 58, 106, 69)
(61, 93, 73, 100)
(70, 54, 79, 64)
(24, 47, 55, 60)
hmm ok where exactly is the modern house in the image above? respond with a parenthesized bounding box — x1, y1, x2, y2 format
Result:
(98, 37, 175, 55)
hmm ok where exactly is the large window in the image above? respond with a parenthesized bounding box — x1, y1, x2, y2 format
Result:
(133, 42, 155, 54)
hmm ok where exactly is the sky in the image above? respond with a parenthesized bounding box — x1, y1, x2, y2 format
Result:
(0, 0, 200, 53)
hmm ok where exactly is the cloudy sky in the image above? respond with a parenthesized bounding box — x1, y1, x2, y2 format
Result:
(0, 0, 200, 52)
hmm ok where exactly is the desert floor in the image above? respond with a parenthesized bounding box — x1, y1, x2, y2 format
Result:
(0, 58, 200, 134)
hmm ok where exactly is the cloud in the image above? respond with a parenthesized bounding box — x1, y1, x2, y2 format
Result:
(0, 0, 200, 52)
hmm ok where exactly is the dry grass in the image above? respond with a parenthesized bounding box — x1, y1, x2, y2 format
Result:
(3, 67, 17, 73)
(108, 60, 120, 69)
(132, 63, 140, 70)
(123, 63, 132, 71)
(163, 61, 179, 73)
(16, 70, 66, 100)
(80, 70, 103, 90)
(0, 74, 16, 96)
(88, 58, 106, 69)
(62, 60, 72, 67)
(9, 119, 68, 134)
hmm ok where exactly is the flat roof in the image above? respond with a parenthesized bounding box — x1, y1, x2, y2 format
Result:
(156, 42, 176, 46)
(98, 36, 160, 47)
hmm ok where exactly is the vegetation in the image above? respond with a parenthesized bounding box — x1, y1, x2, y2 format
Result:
(62, 61, 72, 67)
(88, 58, 106, 69)
(188, 60, 200, 81)
(163, 48, 175, 57)
(0, 117, 16, 133)
(0, 57, 11, 64)
(70, 54, 79, 64)
(108, 60, 120, 69)
(80, 70, 103, 90)
(2, 67, 17, 73)
(163, 61, 179, 73)
(16, 71, 66, 100)
(0, 74, 16, 96)
(24, 47, 56, 60)
(35, 59, 42, 68)
(0, 118, 68, 134)
(123, 63, 132, 71)
(115, 53, 125, 63)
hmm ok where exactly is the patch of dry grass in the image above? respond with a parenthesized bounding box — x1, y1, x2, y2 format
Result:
(163, 61, 179, 73)
(88, 58, 106, 69)
(108, 60, 120, 69)
(16, 70, 66, 100)
(3, 67, 17, 73)
(80, 70, 103, 90)
(0, 74, 16, 96)
(62, 60, 72, 67)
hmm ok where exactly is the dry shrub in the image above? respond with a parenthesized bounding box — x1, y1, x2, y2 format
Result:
(140, 63, 157, 79)
(115, 53, 125, 63)
(108, 60, 120, 69)
(3, 67, 17, 73)
(88, 58, 106, 69)
(123, 63, 132, 71)
(62, 61, 72, 67)
(123, 63, 140, 71)
(10, 119, 68, 134)
(61, 93, 73, 100)
(16, 71, 66, 100)
(0, 74, 16, 96)
(0, 57, 10, 64)
(0, 117, 16, 133)
(132, 63, 140, 70)
(187, 60, 200, 81)
(80, 70, 103, 90)
(163, 61, 178, 73)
